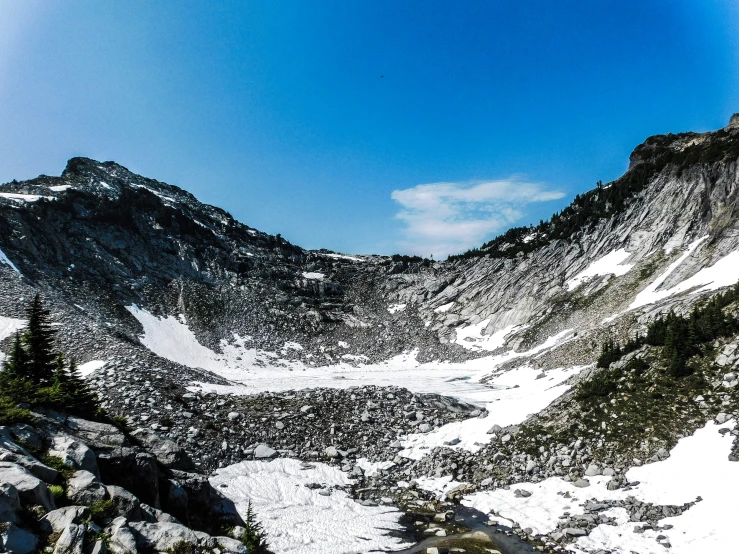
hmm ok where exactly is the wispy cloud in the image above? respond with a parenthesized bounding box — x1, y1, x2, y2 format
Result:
(391, 179, 565, 258)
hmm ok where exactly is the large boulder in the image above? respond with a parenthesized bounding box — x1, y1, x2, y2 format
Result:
(40, 506, 90, 535)
(0, 451, 59, 483)
(64, 417, 127, 448)
(66, 470, 108, 505)
(97, 447, 159, 508)
(215, 536, 249, 554)
(48, 435, 99, 478)
(0, 483, 22, 524)
(128, 521, 199, 552)
(106, 485, 141, 521)
(106, 517, 138, 554)
(129, 429, 194, 470)
(9, 424, 44, 451)
(0, 428, 32, 456)
(0, 523, 39, 554)
(52, 523, 85, 554)
(0, 462, 55, 511)
(165, 470, 245, 532)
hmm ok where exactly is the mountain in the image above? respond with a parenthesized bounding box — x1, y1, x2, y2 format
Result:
(1, 115, 739, 554)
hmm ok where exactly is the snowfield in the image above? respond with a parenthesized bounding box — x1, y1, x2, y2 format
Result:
(464, 419, 739, 554)
(565, 248, 633, 291)
(210, 458, 409, 554)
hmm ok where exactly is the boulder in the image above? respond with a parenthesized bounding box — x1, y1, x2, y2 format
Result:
(65, 417, 127, 448)
(0, 451, 59, 483)
(9, 424, 44, 451)
(106, 485, 141, 520)
(52, 523, 85, 554)
(0, 523, 39, 554)
(97, 447, 159, 508)
(128, 521, 199, 551)
(66, 470, 108, 505)
(106, 517, 138, 554)
(253, 444, 277, 459)
(40, 506, 90, 535)
(573, 478, 591, 488)
(0, 462, 55, 511)
(215, 536, 249, 554)
(0, 483, 22, 523)
(129, 429, 194, 470)
(48, 435, 99, 478)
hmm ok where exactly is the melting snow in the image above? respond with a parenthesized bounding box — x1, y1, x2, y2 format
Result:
(210, 458, 409, 554)
(464, 419, 739, 554)
(302, 272, 324, 280)
(48, 185, 72, 192)
(566, 249, 633, 291)
(454, 322, 517, 351)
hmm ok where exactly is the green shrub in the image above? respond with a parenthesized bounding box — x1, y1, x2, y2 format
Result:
(41, 455, 75, 480)
(49, 484, 65, 502)
(88, 499, 116, 524)
(576, 369, 619, 401)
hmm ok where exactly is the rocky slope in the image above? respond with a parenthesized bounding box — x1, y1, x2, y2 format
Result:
(1, 115, 739, 553)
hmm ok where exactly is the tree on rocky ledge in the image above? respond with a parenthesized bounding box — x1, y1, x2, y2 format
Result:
(0, 294, 104, 423)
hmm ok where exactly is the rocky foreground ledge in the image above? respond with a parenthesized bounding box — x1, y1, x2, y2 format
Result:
(0, 411, 250, 554)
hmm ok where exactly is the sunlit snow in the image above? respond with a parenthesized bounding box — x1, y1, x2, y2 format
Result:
(210, 458, 409, 554)
(464, 419, 739, 554)
(565, 248, 633, 291)
(78, 360, 106, 377)
(301, 272, 324, 280)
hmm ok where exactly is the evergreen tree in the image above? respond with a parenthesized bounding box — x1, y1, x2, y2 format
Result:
(241, 501, 269, 554)
(22, 294, 57, 384)
(2, 332, 29, 376)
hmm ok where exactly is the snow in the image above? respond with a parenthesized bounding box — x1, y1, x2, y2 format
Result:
(48, 185, 72, 192)
(130, 184, 176, 203)
(78, 360, 106, 378)
(415, 475, 468, 500)
(566, 248, 633, 291)
(388, 303, 406, 314)
(0, 192, 53, 202)
(0, 247, 20, 273)
(629, 236, 708, 311)
(434, 302, 454, 313)
(127, 305, 581, 458)
(464, 419, 739, 554)
(302, 272, 324, 280)
(454, 321, 517, 351)
(356, 458, 395, 477)
(323, 253, 364, 262)
(210, 458, 409, 554)
(0, 316, 26, 362)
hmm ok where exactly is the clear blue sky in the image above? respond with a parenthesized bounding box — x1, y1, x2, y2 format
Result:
(1, 1, 737, 257)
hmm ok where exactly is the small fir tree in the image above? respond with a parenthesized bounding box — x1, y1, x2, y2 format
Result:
(241, 500, 269, 554)
(22, 293, 58, 384)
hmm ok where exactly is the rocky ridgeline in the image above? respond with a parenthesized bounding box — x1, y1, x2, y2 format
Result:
(0, 412, 250, 554)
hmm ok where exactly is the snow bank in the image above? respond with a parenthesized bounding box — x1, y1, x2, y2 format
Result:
(0, 248, 20, 273)
(434, 302, 454, 313)
(0, 192, 53, 202)
(566, 249, 633, 291)
(78, 360, 106, 377)
(464, 419, 739, 554)
(210, 458, 409, 554)
(302, 272, 324, 280)
(454, 322, 517, 351)
(49, 185, 72, 192)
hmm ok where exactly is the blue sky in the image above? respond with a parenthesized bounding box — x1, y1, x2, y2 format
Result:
(1, 1, 737, 257)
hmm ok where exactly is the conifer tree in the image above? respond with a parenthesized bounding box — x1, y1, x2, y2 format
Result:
(241, 500, 269, 554)
(22, 293, 57, 384)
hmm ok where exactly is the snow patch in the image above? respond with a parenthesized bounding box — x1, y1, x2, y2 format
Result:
(210, 458, 408, 554)
(323, 253, 364, 262)
(49, 184, 72, 192)
(77, 360, 106, 378)
(0, 192, 53, 202)
(434, 302, 454, 313)
(566, 248, 633, 291)
(454, 321, 517, 352)
(464, 419, 739, 554)
(0, 248, 20, 273)
(302, 272, 324, 280)
(388, 303, 406, 314)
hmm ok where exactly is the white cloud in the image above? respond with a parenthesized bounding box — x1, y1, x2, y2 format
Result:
(391, 179, 565, 258)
